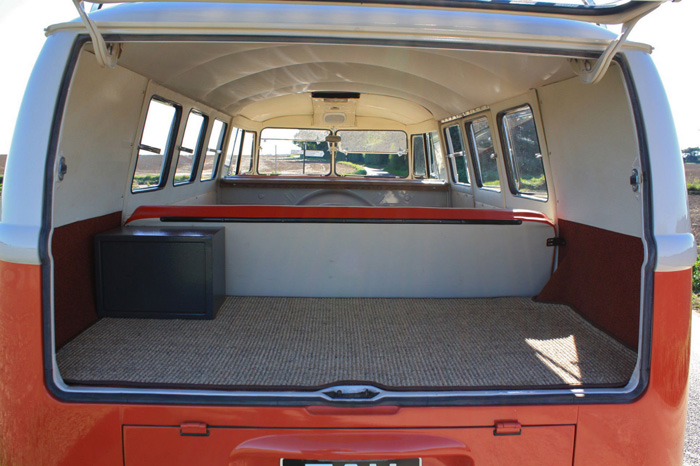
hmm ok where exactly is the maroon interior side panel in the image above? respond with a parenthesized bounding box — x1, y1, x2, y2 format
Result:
(536, 219, 644, 349)
(52, 211, 122, 349)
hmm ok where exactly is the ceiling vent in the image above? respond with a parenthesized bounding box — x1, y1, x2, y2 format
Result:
(311, 92, 360, 100)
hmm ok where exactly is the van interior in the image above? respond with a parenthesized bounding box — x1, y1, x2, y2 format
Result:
(50, 29, 645, 394)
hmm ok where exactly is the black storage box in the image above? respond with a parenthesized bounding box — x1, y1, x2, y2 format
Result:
(95, 227, 225, 319)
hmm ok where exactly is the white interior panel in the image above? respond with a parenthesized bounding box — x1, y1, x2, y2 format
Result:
(131, 220, 554, 297)
(115, 42, 576, 122)
(53, 50, 148, 227)
(538, 65, 642, 237)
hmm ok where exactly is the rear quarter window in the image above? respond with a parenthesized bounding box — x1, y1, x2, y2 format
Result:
(201, 119, 227, 181)
(500, 106, 548, 200)
(132, 97, 181, 192)
(174, 110, 208, 186)
(467, 116, 500, 191)
(444, 124, 470, 185)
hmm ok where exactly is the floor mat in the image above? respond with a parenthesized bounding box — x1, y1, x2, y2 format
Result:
(57, 296, 637, 388)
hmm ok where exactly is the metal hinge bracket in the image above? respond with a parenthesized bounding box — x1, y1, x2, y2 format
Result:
(547, 237, 566, 247)
(570, 3, 660, 85)
(71, 0, 120, 68)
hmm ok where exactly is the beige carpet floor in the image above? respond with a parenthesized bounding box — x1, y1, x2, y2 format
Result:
(57, 296, 637, 389)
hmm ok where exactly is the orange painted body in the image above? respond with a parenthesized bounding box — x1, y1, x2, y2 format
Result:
(0, 260, 691, 465)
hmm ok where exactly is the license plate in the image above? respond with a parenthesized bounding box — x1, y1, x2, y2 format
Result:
(282, 459, 421, 466)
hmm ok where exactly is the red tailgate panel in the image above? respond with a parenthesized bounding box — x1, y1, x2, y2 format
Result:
(123, 425, 575, 466)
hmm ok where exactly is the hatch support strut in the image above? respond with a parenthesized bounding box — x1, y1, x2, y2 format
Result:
(571, 4, 658, 85)
(71, 0, 119, 68)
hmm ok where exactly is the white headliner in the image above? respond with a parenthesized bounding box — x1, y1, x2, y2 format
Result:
(111, 40, 576, 124)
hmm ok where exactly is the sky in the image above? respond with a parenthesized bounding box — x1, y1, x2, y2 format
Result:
(0, 0, 698, 155)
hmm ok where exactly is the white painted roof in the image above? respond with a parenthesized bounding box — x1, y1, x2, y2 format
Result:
(74, 0, 666, 25)
(48, 2, 622, 43)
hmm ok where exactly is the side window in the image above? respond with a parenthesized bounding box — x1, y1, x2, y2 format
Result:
(224, 127, 242, 175)
(444, 124, 470, 185)
(132, 97, 181, 192)
(174, 110, 208, 186)
(467, 116, 500, 191)
(201, 119, 227, 181)
(237, 131, 256, 175)
(501, 106, 548, 200)
(412, 134, 427, 178)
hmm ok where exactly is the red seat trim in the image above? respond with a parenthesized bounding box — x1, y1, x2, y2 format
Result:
(126, 205, 554, 226)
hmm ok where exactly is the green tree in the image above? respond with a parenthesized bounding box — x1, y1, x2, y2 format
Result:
(683, 147, 700, 164)
(292, 130, 332, 161)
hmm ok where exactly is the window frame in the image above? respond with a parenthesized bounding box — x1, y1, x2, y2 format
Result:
(201, 119, 228, 182)
(443, 123, 470, 185)
(411, 132, 442, 180)
(412, 134, 428, 179)
(234, 130, 257, 175)
(131, 95, 182, 194)
(428, 131, 446, 180)
(173, 109, 209, 187)
(223, 127, 242, 175)
(464, 114, 501, 192)
(498, 104, 549, 201)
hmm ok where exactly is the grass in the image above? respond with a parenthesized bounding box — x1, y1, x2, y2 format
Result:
(518, 174, 546, 193)
(693, 254, 700, 310)
(382, 166, 409, 178)
(132, 174, 160, 188)
(688, 176, 700, 193)
(337, 161, 368, 176)
(687, 173, 700, 309)
(338, 160, 408, 178)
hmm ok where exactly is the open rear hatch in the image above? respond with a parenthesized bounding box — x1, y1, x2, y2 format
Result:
(45, 0, 664, 405)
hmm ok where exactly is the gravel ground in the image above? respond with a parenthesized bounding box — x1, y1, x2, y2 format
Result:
(687, 193, 700, 243)
(686, 164, 699, 465)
